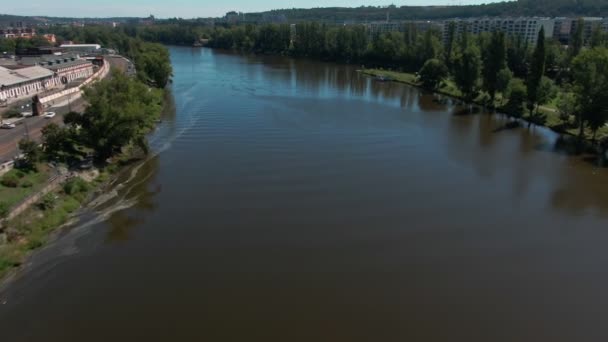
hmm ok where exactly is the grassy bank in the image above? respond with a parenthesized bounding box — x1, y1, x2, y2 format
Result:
(362, 69, 608, 142)
(0, 175, 102, 280)
(0, 166, 51, 211)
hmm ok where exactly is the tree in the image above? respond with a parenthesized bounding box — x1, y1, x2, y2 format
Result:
(453, 44, 481, 102)
(569, 18, 585, 60)
(504, 78, 527, 118)
(0, 201, 9, 219)
(66, 72, 164, 161)
(590, 25, 605, 48)
(556, 91, 577, 125)
(444, 22, 457, 69)
(496, 68, 513, 105)
(571, 47, 608, 141)
(482, 31, 507, 104)
(18, 139, 42, 170)
(526, 27, 546, 119)
(41, 123, 78, 162)
(0, 38, 16, 54)
(507, 34, 529, 78)
(418, 58, 448, 90)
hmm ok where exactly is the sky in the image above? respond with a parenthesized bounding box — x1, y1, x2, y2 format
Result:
(5, 0, 505, 19)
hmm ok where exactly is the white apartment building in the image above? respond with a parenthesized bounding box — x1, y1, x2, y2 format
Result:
(443, 17, 555, 45)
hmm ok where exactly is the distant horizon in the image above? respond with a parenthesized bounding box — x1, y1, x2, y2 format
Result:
(3, 0, 508, 19)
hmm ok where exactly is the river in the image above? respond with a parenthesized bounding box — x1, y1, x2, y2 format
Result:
(2, 46, 608, 341)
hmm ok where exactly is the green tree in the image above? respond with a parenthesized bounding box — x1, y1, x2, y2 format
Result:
(570, 18, 585, 60)
(0, 38, 16, 54)
(482, 31, 507, 104)
(444, 22, 457, 69)
(556, 91, 577, 125)
(18, 139, 42, 170)
(418, 58, 448, 90)
(504, 78, 527, 118)
(590, 25, 605, 48)
(66, 72, 164, 161)
(526, 27, 546, 119)
(41, 123, 79, 162)
(571, 47, 608, 141)
(453, 44, 481, 102)
(496, 68, 513, 105)
(0, 201, 9, 219)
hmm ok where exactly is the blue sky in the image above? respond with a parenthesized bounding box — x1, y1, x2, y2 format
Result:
(6, 0, 504, 18)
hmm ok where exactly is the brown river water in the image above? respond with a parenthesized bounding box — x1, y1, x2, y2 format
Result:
(1, 47, 608, 341)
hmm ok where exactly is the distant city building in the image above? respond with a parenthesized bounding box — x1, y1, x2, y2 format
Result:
(42, 34, 56, 43)
(0, 27, 36, 39)
(443, 17, 554, 45)
(553, 17, 608, 44)
(365, 20, 443, 38)
(60, 44, 102, 53)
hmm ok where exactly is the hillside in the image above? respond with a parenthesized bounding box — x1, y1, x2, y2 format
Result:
(247, 0, 608, 22)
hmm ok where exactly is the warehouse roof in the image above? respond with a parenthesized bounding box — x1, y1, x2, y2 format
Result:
(0, 66, 53, 88)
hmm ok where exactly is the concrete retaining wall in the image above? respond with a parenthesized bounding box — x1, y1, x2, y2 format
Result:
(7, 173, 72, 220)
(39, 61, 110, 105)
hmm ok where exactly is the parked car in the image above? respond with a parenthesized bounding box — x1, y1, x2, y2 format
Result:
(43, 112, 56, 119)
(1, 123, 16, 129)
(21, 111, 33, 118)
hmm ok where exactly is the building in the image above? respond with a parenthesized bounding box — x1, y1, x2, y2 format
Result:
(365, 20, 443, 38)
(0, 65, 54, 102)
(42, 34, 56, 44)
(0, 51, 97, 103)
(59, 44, 101, 53)
(0, 27, 36, 39)
(443, 17, 554, 45)
(553, 17, 608, 44)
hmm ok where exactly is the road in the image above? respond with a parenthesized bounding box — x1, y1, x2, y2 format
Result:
(0, 96, 86, 162)
(0, 56, 128, 163)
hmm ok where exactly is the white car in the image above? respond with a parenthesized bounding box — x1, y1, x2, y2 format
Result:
(21, 111, 33, 118)
(1, 123, 16, 129)
(43, 112, 56, 119)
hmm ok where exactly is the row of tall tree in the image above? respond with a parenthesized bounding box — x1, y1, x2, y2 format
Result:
(196, 21, 608, 141)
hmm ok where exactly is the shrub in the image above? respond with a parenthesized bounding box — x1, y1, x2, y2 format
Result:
(39, 193, 57, 211)
(21, 180, 33, 188)
(3, 109, 21, 118)
(0, 201, 9, 219)
(1, 173, 19, 188)
(63, 178, 90, 196)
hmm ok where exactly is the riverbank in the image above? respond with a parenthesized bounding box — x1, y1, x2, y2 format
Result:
(0, 85, 170, 282)
(362, 68, 608, 143)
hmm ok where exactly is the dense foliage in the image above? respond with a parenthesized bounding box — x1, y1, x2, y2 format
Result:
(52, 72, 164, 161)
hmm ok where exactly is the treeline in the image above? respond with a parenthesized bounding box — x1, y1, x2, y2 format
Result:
(198, 21, 606, 142)
(208, 23, 447, 72)
(38, 26, 173, 88)
(242, 1, 608, 22)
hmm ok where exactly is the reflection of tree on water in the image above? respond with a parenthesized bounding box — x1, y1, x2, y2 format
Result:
(105, 156, 162, 243)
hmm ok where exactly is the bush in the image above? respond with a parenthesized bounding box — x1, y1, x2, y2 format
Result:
(1, 173, 19, 188)
(3, 109, 21, 118)
(39, 193, 57, 211)
(21, 180, 33, 188)
(0, 201, 9, 219)
(63, 178, 90, 196)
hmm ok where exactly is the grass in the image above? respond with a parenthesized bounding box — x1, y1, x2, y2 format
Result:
(363, 68, 608, 142)
(0, 177, 93, 280)
(0, 166, 51, 209)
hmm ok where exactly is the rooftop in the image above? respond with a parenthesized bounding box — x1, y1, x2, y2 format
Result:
(0, 66, 53, 88)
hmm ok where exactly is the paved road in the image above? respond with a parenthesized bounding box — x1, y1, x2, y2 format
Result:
(0, 97, 86, 162)
(0, 57, 126, 163)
